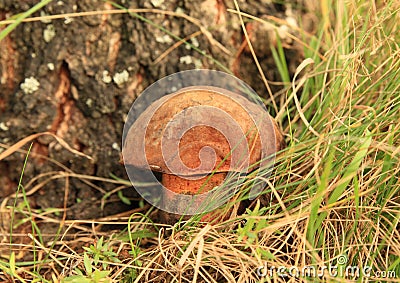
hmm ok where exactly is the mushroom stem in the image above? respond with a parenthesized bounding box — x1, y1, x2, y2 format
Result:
(162, 173, 226, 195)
(160, 173, 227, 222)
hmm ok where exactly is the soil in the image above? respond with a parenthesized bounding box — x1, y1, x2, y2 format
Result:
(0, 1, 311, 225)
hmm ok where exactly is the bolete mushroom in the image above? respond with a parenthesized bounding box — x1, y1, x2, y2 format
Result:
(123, 86, 284, 223)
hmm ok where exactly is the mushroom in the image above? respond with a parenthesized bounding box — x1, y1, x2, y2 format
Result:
(123, 86, 284, 223)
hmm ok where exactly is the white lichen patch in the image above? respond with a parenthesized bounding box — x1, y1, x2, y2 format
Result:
(64, 16, 73, 24)
(179, 55, 194, 65)
(102, 70, 112, 84)
(0, 122, 9, 131)
(40, 11, 52, 23)
(20, 77, 40, 94)
(175, 7, 184, 14)
(186, 37, 200, 49)
(150, 0, 164, 8)
(156, 34, 173, 44)
(113, 70, 129, 87)
(112, 142, 120, 151)
(47, 63, 55, 71)
(86, 98, 93, 107)
(191, 37, 200, 48)
(193, 58, 203, 69)
(43, 24, 56, 43)
(179, 56, 202, 68)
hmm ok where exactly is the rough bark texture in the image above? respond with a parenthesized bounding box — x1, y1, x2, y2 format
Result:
(0, 0, 306, 219)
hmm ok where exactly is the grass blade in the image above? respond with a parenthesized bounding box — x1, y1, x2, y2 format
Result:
(0, 0, 52, 41)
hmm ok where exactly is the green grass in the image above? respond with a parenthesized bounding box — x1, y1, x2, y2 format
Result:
(0, 0, 399, 282)
(0, 0, 52, 41)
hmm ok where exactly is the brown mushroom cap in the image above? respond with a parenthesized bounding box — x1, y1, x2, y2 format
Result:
(123, 86, 283, 176)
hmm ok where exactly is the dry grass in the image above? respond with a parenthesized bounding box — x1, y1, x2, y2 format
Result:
(0, 0, 399, 282)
